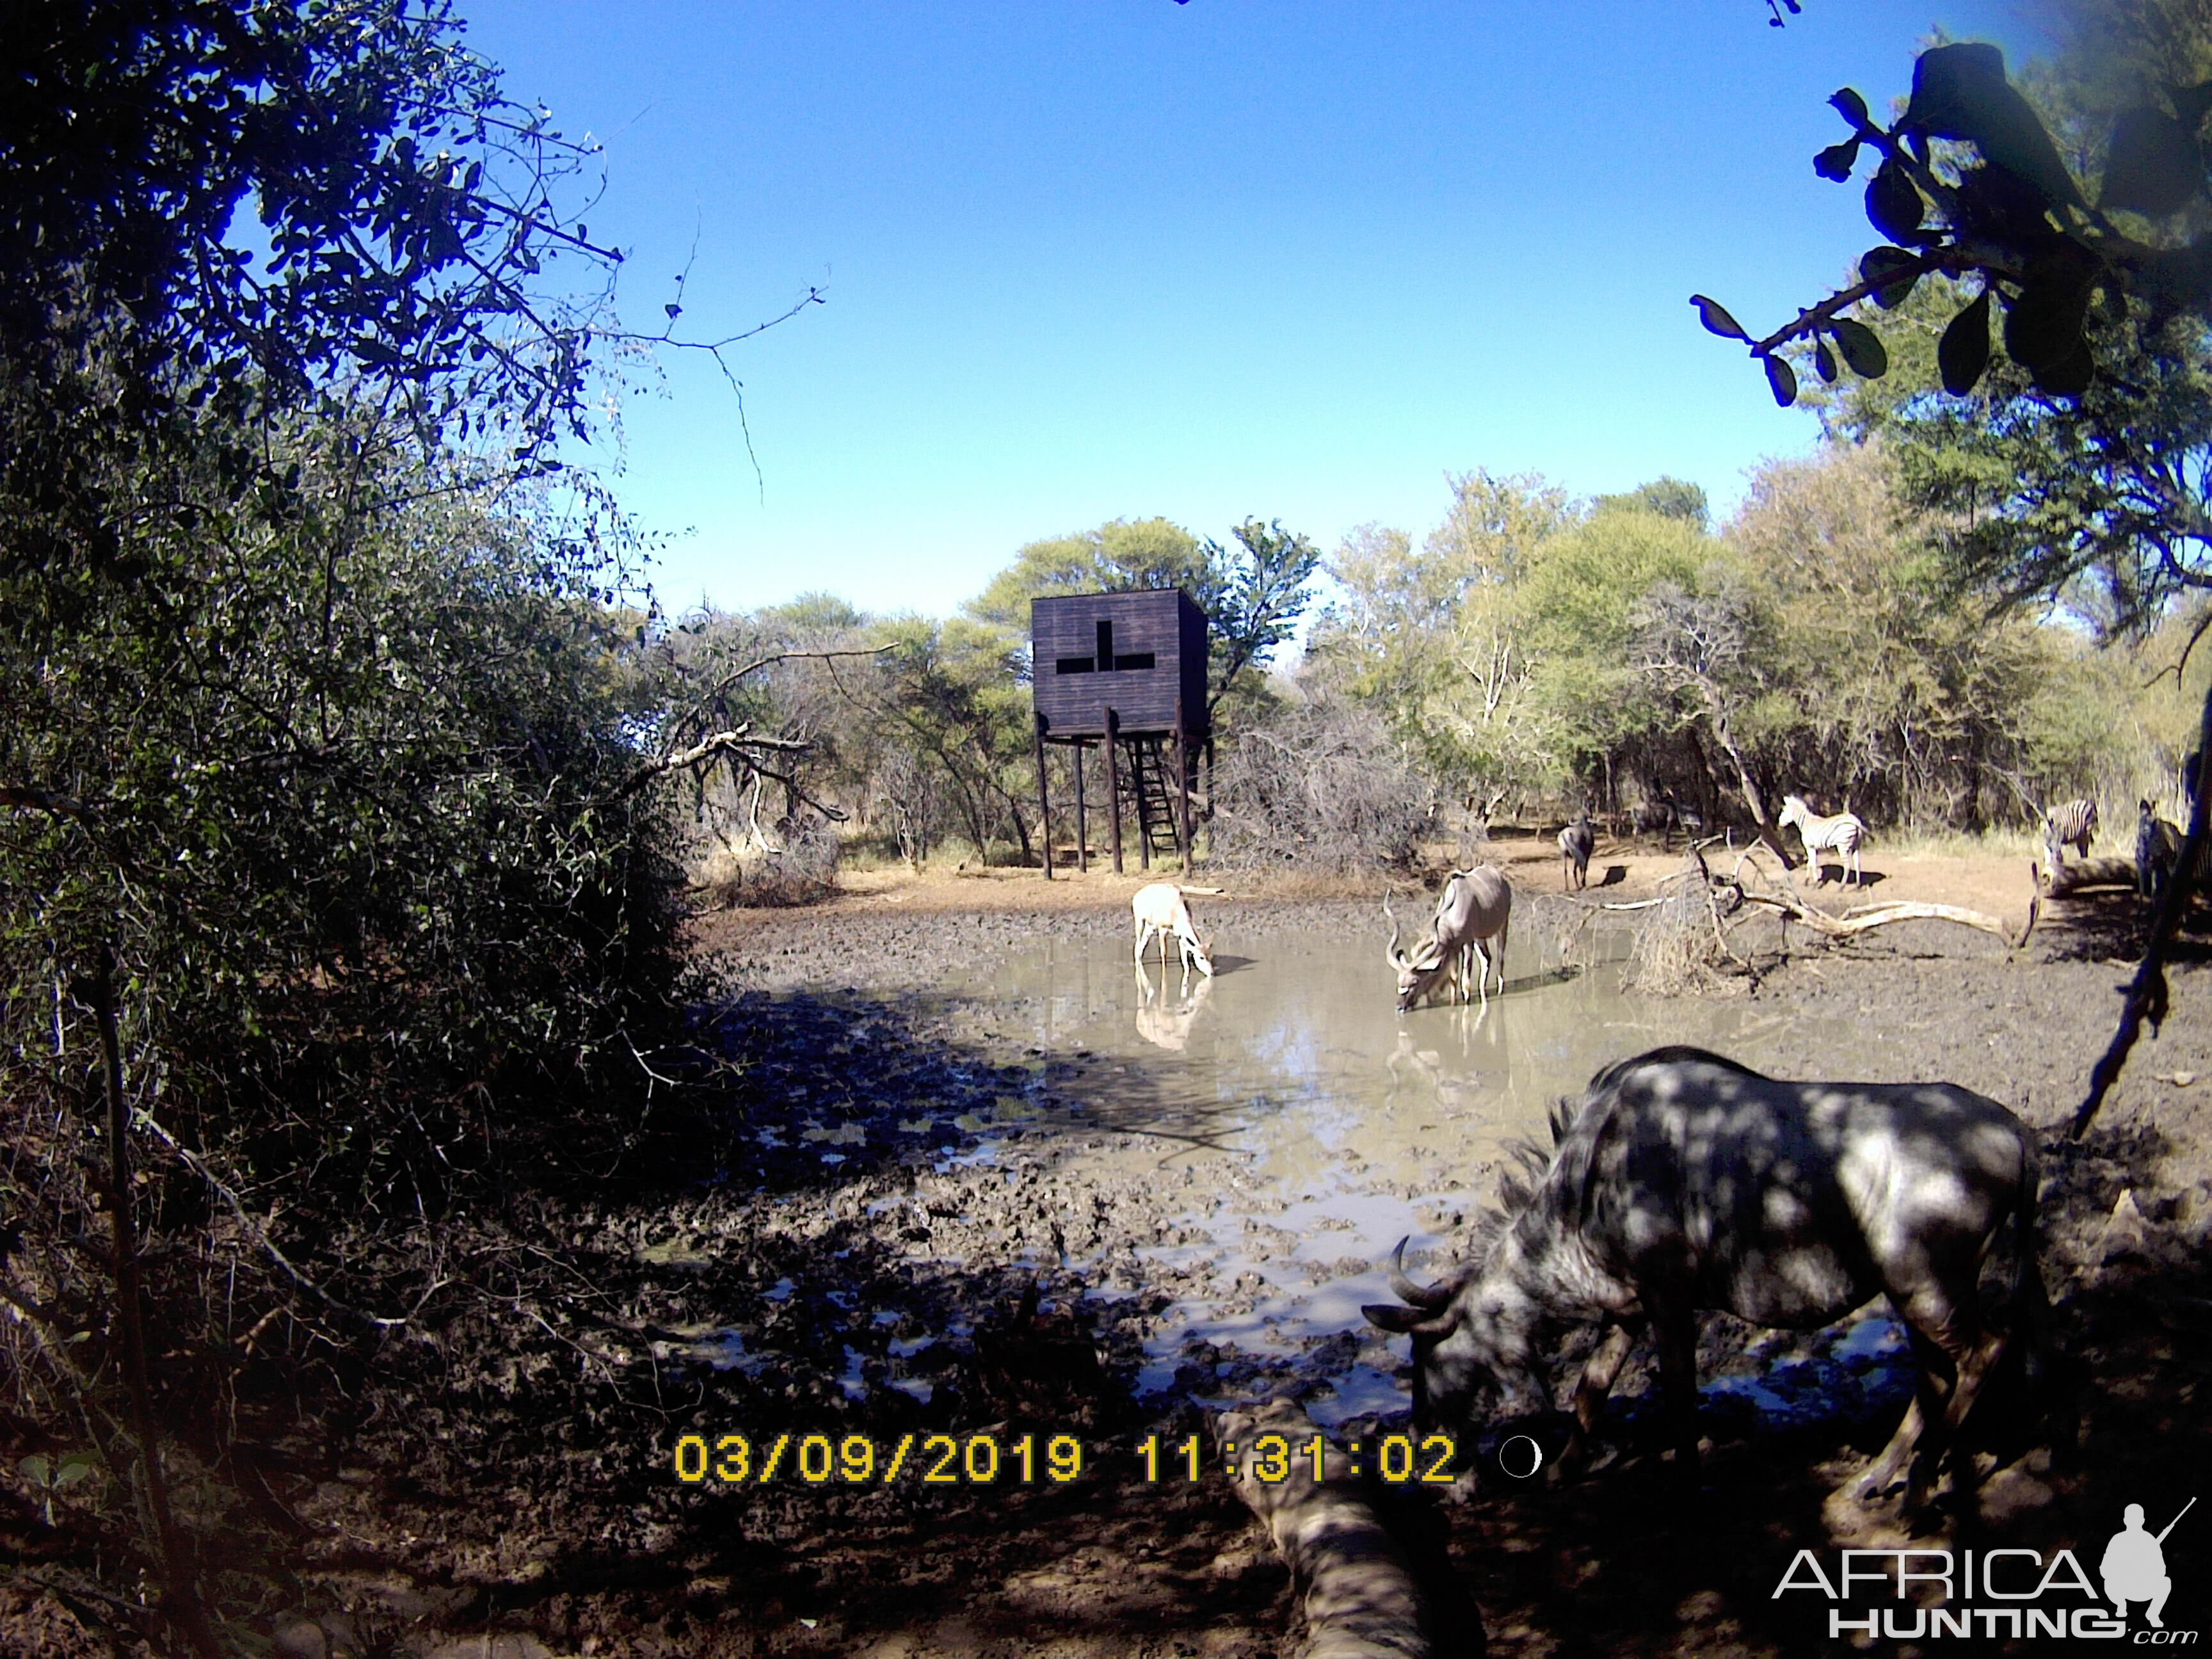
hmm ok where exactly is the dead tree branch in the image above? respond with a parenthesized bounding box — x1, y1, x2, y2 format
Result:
(1213, 1399, 1438, 1659)
(86, 948, 219, 1658)
(618, 727, 812, 798)
(2072, 682, 2212, 1140)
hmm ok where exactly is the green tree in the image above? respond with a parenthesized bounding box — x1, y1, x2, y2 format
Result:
(1595, 476, 1711, 529)
(1308, 472, 1577, 808)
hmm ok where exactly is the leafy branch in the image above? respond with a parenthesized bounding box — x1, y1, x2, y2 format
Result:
(1695, 42, 2212, 406)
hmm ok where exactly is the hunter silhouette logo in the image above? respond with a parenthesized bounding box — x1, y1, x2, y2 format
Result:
(1773, 1495, 2198, 1641)
(2104, 1498, 2193, 1631)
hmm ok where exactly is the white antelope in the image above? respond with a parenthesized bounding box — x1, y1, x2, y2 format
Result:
(1131, 882, 1215, 977)
(1777, 793, 1866, 886)
(1385, 865, 1512, 1010)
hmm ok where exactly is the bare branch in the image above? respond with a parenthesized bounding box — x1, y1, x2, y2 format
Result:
(0, 787, 90, 819)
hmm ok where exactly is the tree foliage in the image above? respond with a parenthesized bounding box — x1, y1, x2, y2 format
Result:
(1305, 455, 2104, 835)
(1, 0, 646, 483)
(1704, 14, 2212, 628)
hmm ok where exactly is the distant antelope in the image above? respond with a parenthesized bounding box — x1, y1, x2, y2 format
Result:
(1777, 794, 1865, 886)
(1558, 807, 1596, 891)
(1131, 882, 1215, 978)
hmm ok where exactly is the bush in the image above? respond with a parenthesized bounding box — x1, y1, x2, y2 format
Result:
(1208, 700, 1434, 870)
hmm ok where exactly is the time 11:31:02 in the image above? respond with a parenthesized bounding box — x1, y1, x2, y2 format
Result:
(1141, 1432, 1459, 1484)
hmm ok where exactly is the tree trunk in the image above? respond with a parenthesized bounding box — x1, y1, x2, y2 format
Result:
(1699, 703, 1791, 867)
(1214, 1400, 1444, 1659)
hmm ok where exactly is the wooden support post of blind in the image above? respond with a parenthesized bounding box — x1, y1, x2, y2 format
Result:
(1105, 709, 1124, 875)
(1073, 740, 1088, 873)
(1174, 700, 1193, 872)
(1034, 712, 1052, 880)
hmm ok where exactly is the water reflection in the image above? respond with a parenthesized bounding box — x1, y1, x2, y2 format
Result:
(1132, 961, 1212, 1051)
(956, 920, 1850, 1407)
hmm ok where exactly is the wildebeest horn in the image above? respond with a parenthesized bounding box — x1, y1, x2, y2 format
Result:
(1386, 1237, 1450, 1310)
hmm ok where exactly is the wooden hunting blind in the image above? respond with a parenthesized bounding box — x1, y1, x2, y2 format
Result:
(1030, 589, 1210, 877)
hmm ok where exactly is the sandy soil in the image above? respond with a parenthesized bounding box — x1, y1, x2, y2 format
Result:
(19, 838, 2211, 1658)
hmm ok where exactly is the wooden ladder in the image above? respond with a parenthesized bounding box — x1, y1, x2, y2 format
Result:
(1123, 737, 1184, 867)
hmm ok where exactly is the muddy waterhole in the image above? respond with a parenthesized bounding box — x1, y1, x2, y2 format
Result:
(749, 922, 1906, 1437)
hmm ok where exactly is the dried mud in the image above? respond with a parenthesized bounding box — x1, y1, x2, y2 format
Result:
(18, 881, 2212, 1658)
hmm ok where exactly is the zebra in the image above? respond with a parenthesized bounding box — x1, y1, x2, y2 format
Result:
(2042, 798, 2098, 865)
(1777, 793, 1866, 886)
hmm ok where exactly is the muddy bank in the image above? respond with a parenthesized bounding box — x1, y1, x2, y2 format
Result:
(27, 889, 2208, 1658)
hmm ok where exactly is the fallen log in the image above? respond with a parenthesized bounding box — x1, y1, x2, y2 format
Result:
(1214, 1399, 1451, 1659)
(2034, 855, 2138, 898)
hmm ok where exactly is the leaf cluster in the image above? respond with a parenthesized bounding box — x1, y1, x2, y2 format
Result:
(1695, 36, 2212, 409)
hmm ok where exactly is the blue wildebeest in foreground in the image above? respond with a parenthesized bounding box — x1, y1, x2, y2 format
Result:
(1558, 807, 1596, 892)
(1363, 1046, 2042, 1511)
(1385, 865, 1512, 1010)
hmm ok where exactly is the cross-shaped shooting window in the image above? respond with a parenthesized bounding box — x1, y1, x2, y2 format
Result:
(1054, 616, 1154, 675)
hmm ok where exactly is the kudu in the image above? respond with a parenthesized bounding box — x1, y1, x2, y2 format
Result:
(1384, 865, 1512, 1011)
(1363, 1046, 2043, 1512)
(1131, 882, 1215, 978)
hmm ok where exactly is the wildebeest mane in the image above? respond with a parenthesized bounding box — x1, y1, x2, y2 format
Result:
(1463, 1095, 1585, 1262)
(1471, 1048, 1771, 1258)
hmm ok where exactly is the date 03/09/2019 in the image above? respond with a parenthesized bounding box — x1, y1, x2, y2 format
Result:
(669, 1431, 1461, 1487)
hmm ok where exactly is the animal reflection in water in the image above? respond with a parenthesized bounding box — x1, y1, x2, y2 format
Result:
(1133, 961, 1213, 1052)
(1384, 1000, 1500, 1108)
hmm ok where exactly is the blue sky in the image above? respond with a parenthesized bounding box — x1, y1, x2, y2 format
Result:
(458, 1, 2038, 619)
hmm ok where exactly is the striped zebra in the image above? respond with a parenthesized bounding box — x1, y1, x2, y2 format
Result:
(1777, 793, 1866, 886)
(2042, 798, 2098, 864)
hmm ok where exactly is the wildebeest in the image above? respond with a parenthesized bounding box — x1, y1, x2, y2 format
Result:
(2136, 799, 2183, 901)
(1558, 808, 1596, 892)
(1363, 1046, 2042, 1511)
(1131, 882, 1214, 977)
(1385, 865, 1512, 1011)
(1777, 793, 1866, 886)
(2044, 797, 2098, 863)
(2133, 799, 2209, 904)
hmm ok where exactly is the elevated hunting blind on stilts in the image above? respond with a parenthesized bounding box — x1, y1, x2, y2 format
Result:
(1030, 589, 1210, 878)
